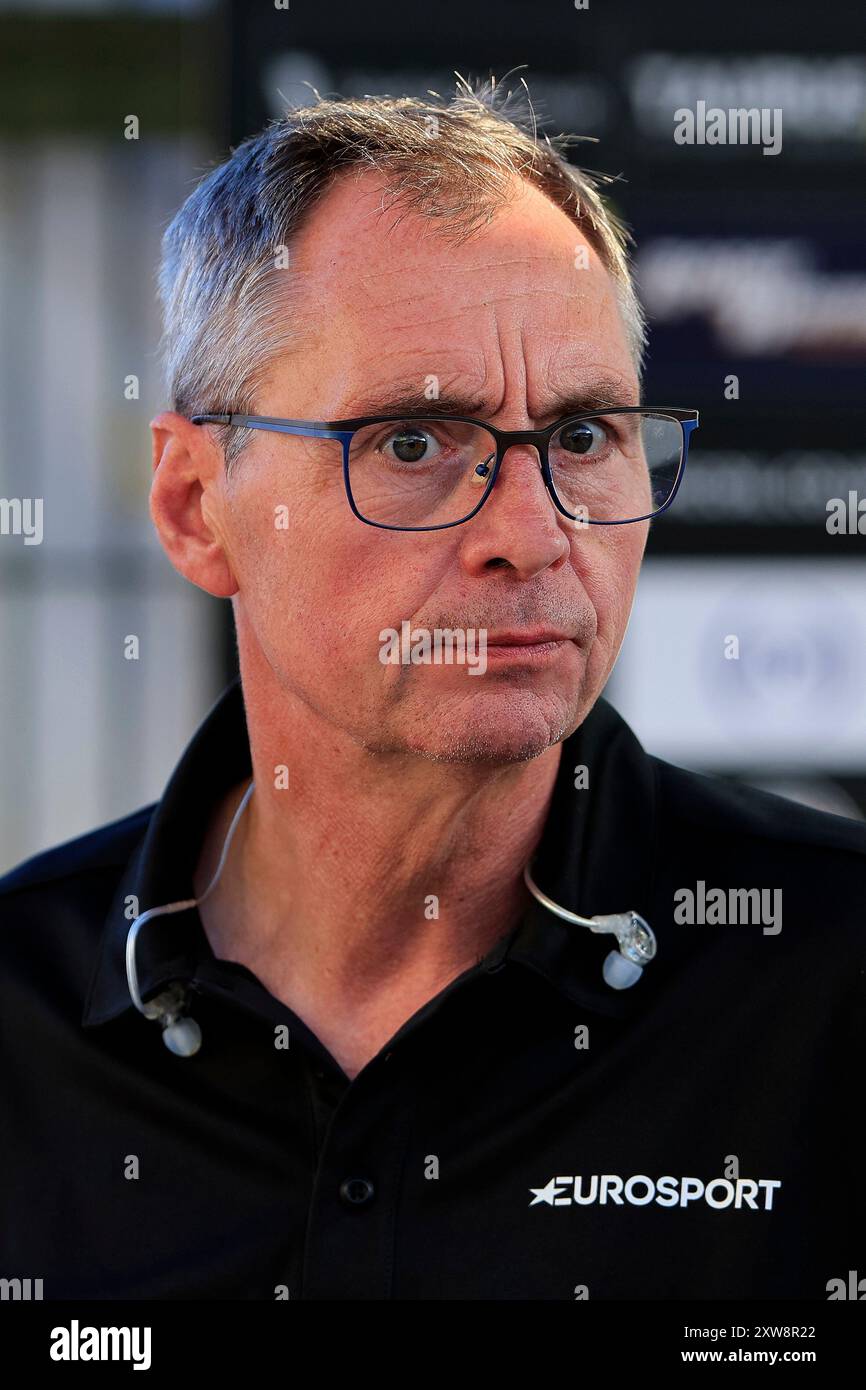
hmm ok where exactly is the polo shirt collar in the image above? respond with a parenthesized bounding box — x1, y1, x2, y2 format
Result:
(83, 677, 252, 1028)
(83, 675, 661, 1029)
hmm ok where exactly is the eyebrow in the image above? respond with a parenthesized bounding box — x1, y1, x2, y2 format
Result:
(337, 374, 641, 422)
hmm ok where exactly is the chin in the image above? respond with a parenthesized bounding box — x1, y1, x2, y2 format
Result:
(395, 688, 587, 766)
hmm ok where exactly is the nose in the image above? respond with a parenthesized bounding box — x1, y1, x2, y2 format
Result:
(457, 441, 571, 579)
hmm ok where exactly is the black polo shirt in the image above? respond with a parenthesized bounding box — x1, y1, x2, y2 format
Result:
(1, 675, 864, 1301)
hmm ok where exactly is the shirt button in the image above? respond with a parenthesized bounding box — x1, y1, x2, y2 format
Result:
(338, 1176, 375, 1207)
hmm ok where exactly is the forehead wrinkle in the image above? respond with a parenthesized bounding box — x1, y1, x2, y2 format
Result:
(336, 363, 639, 422)
(340, 250, 593, 285)
(338, 264, 609, 312)
(330, 275, 618, 336)
(317, 249, 609, 314)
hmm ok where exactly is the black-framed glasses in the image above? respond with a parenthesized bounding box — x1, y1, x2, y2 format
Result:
(191, 407, 699, 531)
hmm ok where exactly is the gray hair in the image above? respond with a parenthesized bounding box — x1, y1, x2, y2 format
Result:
(156, 73, 649, 470)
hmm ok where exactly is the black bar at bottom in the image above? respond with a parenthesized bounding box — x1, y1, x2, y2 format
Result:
(0, 1298, 862, 1373)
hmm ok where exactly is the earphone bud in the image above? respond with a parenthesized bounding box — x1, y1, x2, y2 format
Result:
(125, 779, 256, 1055)
(522, 861, 656, 989)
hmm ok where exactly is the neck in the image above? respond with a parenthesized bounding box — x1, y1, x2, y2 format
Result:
(193, 660, 562, 1077)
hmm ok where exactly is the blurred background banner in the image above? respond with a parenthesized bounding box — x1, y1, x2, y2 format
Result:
(1, 0, 863, 870)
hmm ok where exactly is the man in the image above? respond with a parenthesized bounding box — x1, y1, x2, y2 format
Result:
(1, 79, 863, 1301)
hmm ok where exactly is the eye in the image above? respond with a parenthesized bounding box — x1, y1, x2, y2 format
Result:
(381, 425, 444, 466)
(556, 419, 608, 457)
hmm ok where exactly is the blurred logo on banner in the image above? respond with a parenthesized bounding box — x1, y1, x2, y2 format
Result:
(609, 560, 866, 772)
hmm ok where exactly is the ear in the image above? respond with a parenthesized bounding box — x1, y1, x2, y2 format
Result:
(149, 412, 238, 597)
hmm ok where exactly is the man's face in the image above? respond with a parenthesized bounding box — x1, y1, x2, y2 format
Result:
(202, 169, 647, 763)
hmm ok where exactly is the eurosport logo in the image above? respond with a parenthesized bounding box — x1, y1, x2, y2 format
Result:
(529, 1173, 782, 1210)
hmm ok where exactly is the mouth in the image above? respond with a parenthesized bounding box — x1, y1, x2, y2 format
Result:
(485, 629, 574, 647)
(483, 630, 576, 665)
